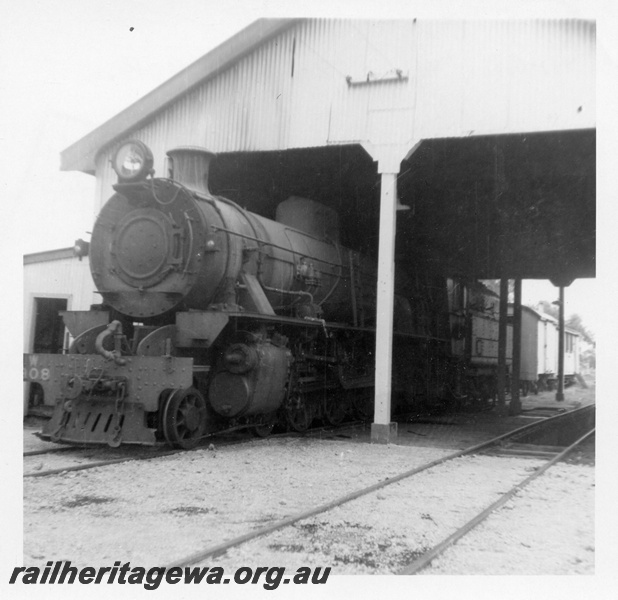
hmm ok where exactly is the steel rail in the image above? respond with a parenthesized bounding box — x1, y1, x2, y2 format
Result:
(24, 449, 182, 478)
(398, 426, 595, 575)
(24, 446, 81, 457)
(23, 419, 368, 479)
(163, 404, 593, 568)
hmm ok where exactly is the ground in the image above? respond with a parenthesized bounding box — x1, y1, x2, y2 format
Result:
(22, 381, 595, 577)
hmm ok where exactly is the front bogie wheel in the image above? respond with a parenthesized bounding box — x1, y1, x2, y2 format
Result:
(161, 387, 207, 449)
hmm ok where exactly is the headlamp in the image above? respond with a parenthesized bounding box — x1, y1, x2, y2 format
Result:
(112, 140, 154, 182)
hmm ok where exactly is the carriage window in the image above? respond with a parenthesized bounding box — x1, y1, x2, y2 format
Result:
(565, 334, 574, 353)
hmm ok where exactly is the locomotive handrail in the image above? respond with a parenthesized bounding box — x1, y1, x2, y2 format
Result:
(261, 283, 314, 303)
(210, 224, 352, 274)
(149, 178, 183, 206)
(212, 193, 338, 246)
(181, 211, 195, 277)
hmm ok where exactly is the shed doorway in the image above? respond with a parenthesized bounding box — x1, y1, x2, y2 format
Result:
(32, 297, 68, 354)
(28, 297, 68, 413)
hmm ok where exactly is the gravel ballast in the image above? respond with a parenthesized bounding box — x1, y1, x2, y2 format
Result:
(23, 436, 593, 574)
(22, 384, 595, 575)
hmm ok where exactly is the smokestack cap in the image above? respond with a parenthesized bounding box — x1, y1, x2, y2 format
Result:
(166, 147, 216, 196)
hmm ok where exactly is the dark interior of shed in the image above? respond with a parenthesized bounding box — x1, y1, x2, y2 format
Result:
(208, 128, 595, 283)
(208, 144, 380, 253)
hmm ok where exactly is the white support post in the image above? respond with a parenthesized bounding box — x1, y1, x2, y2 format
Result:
(371, 170, 399, 444)
(362, 141, 419, 444)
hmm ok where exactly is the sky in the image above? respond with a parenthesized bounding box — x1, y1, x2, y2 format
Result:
(2, 0, 259, 254)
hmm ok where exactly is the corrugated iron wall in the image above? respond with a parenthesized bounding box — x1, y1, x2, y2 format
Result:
(410, 19, 594, 139)
(94, 19, 595, 211)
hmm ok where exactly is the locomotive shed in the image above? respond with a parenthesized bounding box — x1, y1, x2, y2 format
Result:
(22, 18, 596, 580)
(54, 18, 595, 440)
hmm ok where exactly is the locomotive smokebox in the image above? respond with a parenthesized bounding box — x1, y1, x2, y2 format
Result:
(90, 144, 229, 318)
(166, 147, 216, 196)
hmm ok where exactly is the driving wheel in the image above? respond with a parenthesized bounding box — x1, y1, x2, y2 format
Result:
(286, 400, 313, 432)
(323, 396, 346, 426)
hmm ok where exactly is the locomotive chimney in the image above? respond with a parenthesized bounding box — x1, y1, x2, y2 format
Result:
(166, 147, 216, 196)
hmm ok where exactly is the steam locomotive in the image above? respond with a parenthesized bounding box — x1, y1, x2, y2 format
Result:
(24, 140, 508, 448)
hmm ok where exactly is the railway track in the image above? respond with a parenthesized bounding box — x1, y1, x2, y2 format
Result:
(161, 404, 594, 570)
(23, 404, 593, 573)
(398, 427, 594, 574)
(24, 446, 77, 457)
(21, 399, 508, 478)
(23, 419, 367, 478)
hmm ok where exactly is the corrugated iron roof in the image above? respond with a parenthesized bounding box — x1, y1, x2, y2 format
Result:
(60, 19, 300, 174)
(23, 248, 76, 264)
(521, 305, 558, 322)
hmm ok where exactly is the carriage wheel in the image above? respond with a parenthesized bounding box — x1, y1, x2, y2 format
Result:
(162, 387, 207, 449)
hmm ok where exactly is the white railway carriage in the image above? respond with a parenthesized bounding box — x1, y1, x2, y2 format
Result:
(509, 305, 581, 392)
(563, 327, 581, 386)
